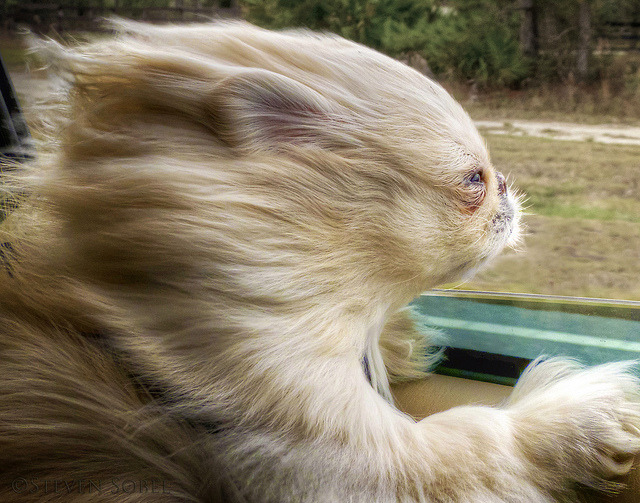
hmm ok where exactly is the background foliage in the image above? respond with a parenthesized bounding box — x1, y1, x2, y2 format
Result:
(3, 0, 640, 114)
(3, 0, 640, 88)
(241, 0, 640, 89)
(243, 0, 530, 86)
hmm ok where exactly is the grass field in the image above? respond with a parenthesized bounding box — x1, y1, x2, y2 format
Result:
(461, 133, 640, 301)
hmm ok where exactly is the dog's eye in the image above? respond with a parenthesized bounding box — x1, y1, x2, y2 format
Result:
(459, 169, 487, 212)
(468, 171, 483, 184)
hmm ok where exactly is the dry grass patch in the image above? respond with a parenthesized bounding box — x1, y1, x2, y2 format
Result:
(487, 134, 640, 223)
(461, 134, 640, 300)
(466, 215, 640, 300)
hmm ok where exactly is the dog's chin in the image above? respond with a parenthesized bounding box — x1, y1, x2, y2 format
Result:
(460, 194, 522, 283)
(501, 191, 524, 249)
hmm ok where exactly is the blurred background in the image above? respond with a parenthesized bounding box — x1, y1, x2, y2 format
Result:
(1, 0, 639, 301)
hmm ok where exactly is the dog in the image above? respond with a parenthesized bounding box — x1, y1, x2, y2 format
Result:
(0, 20, 638, 503)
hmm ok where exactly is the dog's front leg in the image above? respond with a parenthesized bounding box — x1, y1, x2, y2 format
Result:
(208, 336, 568, 502)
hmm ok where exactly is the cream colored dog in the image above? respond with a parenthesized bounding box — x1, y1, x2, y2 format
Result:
(0, 20, 639, 503)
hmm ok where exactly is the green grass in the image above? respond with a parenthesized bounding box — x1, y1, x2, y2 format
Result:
(533, 202, 640, 223)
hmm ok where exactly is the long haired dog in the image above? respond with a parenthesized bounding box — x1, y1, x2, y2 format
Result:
(1, 21, 639, 503)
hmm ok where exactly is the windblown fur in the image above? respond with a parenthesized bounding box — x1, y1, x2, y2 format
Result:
(0, 20, 639, 503)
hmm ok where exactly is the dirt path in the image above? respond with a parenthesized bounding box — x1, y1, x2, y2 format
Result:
(10, 70, 640, 146)
(475, 119, 640, 146)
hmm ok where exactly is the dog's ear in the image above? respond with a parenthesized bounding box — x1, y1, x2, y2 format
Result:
(43, 36, 350, 151)
(206, 70, 342, 150)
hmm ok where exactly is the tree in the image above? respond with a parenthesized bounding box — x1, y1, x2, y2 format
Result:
(518, 0, 538, 59)
(576, 0, 591, 80)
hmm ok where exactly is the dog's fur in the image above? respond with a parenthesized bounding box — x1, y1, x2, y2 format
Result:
(1, 21, 639, 503)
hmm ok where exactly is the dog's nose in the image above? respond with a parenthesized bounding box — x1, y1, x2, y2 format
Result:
(496, 172, 507, 195)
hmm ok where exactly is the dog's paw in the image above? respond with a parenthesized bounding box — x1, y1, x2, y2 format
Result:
(506, 358, 640, 493)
